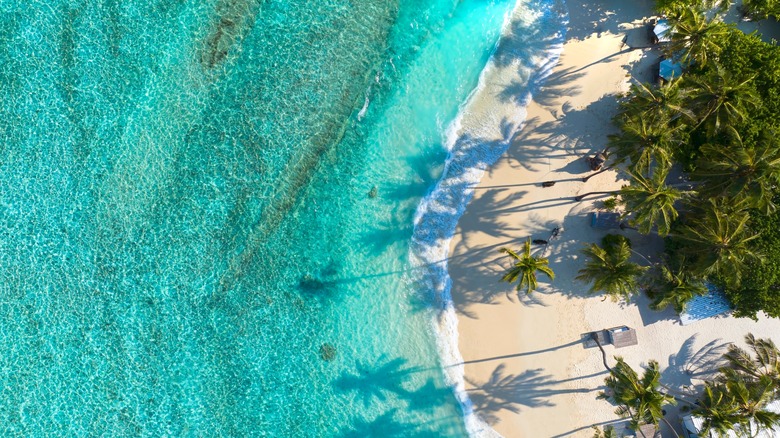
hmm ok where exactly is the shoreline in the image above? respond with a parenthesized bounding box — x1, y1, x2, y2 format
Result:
(408, 0, 568, 435)
(445, 0, 780, 437)
(445, 0, 660, 434)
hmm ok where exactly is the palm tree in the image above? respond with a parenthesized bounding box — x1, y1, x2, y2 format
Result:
(720, 369, 780, 436)
(677, 199, 763, 286)
(619, 167, 685, 236)
(498, 239, 555, 294)
(694, 132, 780, 214)
(620, 79, 694, 125)
(598, 357, 677, 435)
(608, 115, 682, 174)
(582, 150, 616, 182)
(693, 337, 780, 437)
(739, 0, 779, 20)
(660, 0, 730, 15)
(723, 333, 780, 388)
(693, 383, 743, 436)
(686, 68, 761, 137)
(647, 262, 708, 313)
(576, 234, 648, 302)
(667, 7, 730, 66)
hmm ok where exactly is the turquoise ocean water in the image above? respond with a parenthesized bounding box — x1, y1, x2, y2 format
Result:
(0, 0, 526, 435)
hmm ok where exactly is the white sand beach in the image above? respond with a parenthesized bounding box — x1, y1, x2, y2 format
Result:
(446, 0, 780, 436)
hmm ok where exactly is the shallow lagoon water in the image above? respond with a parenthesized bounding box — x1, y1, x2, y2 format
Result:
(0, 0, 513, 435)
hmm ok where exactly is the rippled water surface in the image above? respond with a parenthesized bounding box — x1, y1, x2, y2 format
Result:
(0, 0, 513, 435)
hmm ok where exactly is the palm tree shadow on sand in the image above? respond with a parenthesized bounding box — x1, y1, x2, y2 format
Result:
(499, 65, 585, 110)
(661, 334, 729, 394)
(498, 94, 623, 176)
(491, 0, 567, 70)
(563, 0, 647, 43)
(454, 188, 526, 246)
(447, 238, 542, 318)
(465, 364, 602, 426)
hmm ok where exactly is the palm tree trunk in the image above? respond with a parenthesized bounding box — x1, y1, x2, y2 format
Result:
(628, 248, 654, 266)
(660, 416, 681, 438)
(623, 405, 649, 438)
(575, 191, 617, 202)
(591, 332, 612, 372)
(582, 166, 612, 182)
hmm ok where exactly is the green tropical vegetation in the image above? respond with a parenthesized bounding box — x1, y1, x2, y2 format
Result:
(656, 0, 729, 16)
(498, 239, 554, 294)
(597, 334, 780, 437)
(619, 167, 685, 236)
(588, 2, 780, 431)
(693, 132, 780, 214)
(727, 194, 780, 318)
(598, 357, 677, 434)
(723, 333, 780, 388)
(674, 199, 763, 286)
(620, 79, 693, 124)
(576, 234, 648, 302)
(608, 115, 681, 174)
(693, 334, 780, 436)
(645, 260, 708, 312)
(695, 370, 780, 437)
(739, 0, 780, 20)
(586, 0, 780, 318)
(667, 7, 730, 66)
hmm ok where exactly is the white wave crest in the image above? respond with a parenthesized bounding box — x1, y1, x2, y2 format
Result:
(408, 0, 569, 436)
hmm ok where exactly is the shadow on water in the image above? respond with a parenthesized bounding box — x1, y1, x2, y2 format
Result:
(334, 356, 465, 436)
(340, 409, 443, 438)
(334, 356, 451, 409)
(465, 364, 602, 425)
(360, 150, 446, 255)
(295, 259, 346, 304)
(491, 0, 567, 71)
(361, 219, 414, 255)
(385, 151, 448, 203)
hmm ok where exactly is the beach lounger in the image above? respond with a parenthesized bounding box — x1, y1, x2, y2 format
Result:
(607, 326, 638, 348)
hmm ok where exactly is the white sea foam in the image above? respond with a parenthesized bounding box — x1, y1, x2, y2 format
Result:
(358, 92, 370, 121)
(408, 0, 568, 436)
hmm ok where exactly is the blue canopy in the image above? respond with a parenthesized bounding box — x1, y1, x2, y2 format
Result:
(659, 59, 683, 80)
(653, 19, 671, 42)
